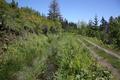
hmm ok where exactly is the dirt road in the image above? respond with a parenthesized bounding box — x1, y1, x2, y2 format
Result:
(78, 39, 120, 80)
(83, 38, 120, 59)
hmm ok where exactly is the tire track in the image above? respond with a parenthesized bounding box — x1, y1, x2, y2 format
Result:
(83, 38, 120, 59)
(78, 39, 120, 80)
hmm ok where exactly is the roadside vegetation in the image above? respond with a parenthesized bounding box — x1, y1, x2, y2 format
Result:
(83, 39, 120, 72)
(0, 33, 113, 80)
(0, 0, 119, 80)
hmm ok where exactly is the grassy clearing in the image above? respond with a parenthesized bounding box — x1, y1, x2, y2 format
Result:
(0, 33, 113, 80)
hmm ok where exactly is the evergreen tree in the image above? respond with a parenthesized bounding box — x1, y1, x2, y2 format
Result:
(94, 15, 98, 26)
(48, 0, 61, 21)
(103, 16, 120, 45)
(109, 16, 114, 23)
(61, 19, 69, 29)
(100, 17, 107, 31)
(88, 20, 94, 27)
(11, 0, 18, 8)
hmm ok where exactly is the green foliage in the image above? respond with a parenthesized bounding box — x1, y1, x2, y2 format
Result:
(0, 33, 49, 80)
(0, 0, 115, 80)
(10, 0, 18, 8)
(109, 16, 120, 47)
(48, 0, 61, 21)
(78, 16, 120, 48)
(94, 15, 98, 26)
(0, 33, 113, 80)
(0, 0, 62, 34)
(51, 34, 112, 80)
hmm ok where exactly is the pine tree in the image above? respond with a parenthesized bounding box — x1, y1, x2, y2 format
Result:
(94, 15, 98, 26)
(48, 0, 61, 21)
(88, 20, 94, 27)
(11, 0, 18, 8)
(101, 17, 106, 26)
(100, 17, 107, 31)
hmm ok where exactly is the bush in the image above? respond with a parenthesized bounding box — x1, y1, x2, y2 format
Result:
(0, 33, 49, 80)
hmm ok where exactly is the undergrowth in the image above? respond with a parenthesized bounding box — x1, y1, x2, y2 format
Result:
(0, 33, 113, 80)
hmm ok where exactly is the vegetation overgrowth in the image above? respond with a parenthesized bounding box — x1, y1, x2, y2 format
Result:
(0, 33, 113, 80)
(83, 39, 120, 72)
(0, 0, 62, 35)
(0, 0, 119, 80)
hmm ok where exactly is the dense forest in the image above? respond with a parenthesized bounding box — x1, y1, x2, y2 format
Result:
(0, 0, 120, 80)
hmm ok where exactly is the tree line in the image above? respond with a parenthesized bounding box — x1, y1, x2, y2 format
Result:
(0, 0, 77, 36)
(79, 16, 120, 48)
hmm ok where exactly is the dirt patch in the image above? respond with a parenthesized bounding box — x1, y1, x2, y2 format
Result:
(0, 31, 17, 56)
(36, 56, 58, 80)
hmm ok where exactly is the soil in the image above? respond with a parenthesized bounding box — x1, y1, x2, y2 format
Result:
(36, 56, 58, 80)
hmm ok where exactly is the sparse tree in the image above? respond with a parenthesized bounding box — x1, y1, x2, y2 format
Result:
(48, 0, 61, 21)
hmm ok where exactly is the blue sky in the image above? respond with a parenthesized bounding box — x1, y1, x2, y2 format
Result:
(15, 0, 120, 23)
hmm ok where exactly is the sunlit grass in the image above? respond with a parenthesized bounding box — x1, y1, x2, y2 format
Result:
(0, 33, 113, 80)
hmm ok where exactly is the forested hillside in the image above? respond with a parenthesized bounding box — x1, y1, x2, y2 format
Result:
(0, 0, 62, 34)
(0, 0, 120, 80)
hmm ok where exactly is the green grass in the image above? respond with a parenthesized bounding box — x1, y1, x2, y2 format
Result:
(0, 33, 113, 80)
(54, 34, 112, 80)
(0, 33, 49, 80)
(94, 48, 120, 71)
(83, 39, 120, 72)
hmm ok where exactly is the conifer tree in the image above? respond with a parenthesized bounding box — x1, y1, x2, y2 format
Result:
(48, 0, 61, 21)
